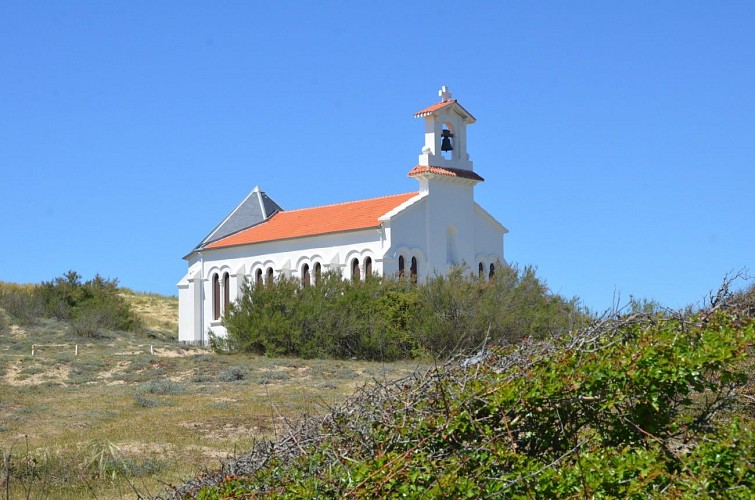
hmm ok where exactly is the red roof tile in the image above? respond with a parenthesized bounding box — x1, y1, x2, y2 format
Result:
(414, 99, 476, 121)
(407, 165, 485, 182)
(205, 192, 419, 249)
(414, 99, 458, 117)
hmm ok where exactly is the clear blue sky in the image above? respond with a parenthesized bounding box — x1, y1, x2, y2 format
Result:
(1, 2, 753, 312)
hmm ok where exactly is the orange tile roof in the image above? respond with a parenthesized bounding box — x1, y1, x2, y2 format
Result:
(408, 165, 484, 182)
(414, 99, 458, 117)
(205, 192, 419, 249)
(414, 99, 476, 121)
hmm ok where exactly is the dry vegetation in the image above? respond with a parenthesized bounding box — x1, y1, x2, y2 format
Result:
(0, 288, 424, 499)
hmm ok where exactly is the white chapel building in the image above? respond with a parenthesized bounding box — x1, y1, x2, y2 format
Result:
(178, 87, 508, 344)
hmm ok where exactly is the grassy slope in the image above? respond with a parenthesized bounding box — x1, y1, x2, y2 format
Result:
(0, 290, 423, 499)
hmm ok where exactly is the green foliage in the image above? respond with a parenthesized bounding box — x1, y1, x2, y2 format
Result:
(222, 265, 583, 360)
(195, 297, 755, 498)
(417, 265, 582, 355)
(0, 309, 7, 334)
(33, 271, 143, 336)
(3, 440, 167, 497)
(136, 379, 186, 395)
(0, 281, 43, 325)
(217, 366, 248, 382)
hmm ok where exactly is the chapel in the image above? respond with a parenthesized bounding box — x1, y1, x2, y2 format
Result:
(178, 87, 508, 344)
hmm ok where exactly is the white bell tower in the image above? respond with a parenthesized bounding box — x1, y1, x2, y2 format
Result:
(415, 86, 476, 172)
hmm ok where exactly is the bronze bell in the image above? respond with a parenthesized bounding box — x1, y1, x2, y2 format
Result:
(440, 129, 454, 152)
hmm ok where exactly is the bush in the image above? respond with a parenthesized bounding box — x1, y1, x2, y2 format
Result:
(0, 282, 44, 325)
(222, 265, 585, 360)
(136, 379, 185, 395)
(35, 271, 143, 336)
(191, 290, 755, 499)
(218, 366, 248, 382)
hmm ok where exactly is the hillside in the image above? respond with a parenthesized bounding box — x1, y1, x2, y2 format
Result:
(0, 283, 422, 499)
(171, 285, 755, 499)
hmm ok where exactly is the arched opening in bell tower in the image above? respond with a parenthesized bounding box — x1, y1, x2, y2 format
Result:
(440, 122, 455, 161)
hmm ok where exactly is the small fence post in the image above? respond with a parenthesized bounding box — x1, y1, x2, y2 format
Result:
(31, 344, 35, 356)
(75, 345, 79, 356)
(150, 345, 154, 355)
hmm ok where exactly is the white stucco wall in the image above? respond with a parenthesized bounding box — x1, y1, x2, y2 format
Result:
(178, 228, 390, 343)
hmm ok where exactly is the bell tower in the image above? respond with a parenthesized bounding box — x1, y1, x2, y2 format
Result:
(414, 86, 476, 172)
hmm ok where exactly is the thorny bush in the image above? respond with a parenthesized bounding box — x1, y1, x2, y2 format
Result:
(169, 279, 754, 499)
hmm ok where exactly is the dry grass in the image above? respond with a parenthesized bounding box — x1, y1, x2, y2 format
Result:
(0, 292, 425, 499)
(120, 290, 179, 336)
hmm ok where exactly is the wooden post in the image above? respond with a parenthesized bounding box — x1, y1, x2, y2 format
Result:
(31, 344, 35, 356)
(150, 345, 154, 355)
(75, 345, 79, 356)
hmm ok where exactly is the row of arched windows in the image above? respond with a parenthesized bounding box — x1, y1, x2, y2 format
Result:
(479, 262, 496, 281)
(350, 256, 372, 282)
(397, 255, 419, 282)
(254, 267, 276, 287)
(211, 255, 426, 320)
(300, 262, 323, 287)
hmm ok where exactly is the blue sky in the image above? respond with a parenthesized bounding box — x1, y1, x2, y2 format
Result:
(1, 2, 753, 312)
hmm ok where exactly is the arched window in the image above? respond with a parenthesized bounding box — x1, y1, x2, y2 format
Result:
(255, 268, 263, 287)
(301, 264, 310, 287)
(351, 258, 360, 282)
(489, 263, 495, 281)
(212, 273, 221, 320)
(364, 257, 372, 279)
(222, 272, 230, 313)
(314, 262, 322, 286)
(410, 256, 418, 283)
(398, 255, 405, 278)
(266, 267, 274, 285)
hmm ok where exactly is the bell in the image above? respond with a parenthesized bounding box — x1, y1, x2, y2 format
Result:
(441, 130, 454, 152)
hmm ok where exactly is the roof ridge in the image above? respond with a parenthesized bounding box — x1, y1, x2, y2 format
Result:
(282, 191, 419, 214)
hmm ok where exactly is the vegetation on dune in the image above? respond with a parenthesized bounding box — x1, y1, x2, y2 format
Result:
(2, 270, 753, 498)
(0, 271, 143, 337)
(179, 281, 754, 499)
(220, 265, 585, 360)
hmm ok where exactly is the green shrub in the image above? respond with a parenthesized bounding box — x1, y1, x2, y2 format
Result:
(136, 379, 186, 395)
(35, 271, 143, 335)
(222, 265, 585, 360)
(218, 366, 248, 382)
(0, 283, 43, 325)
(134, 393, 160, 408)
(194, 293, 755, 499)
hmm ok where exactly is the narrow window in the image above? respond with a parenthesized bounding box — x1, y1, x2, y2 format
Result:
(351, 258, 360, 282)
(364, 257, 372, 279)
(479, 262, 485, 280)
(447, 226, 458, 264)
(489, 263, 495, 281)
(255, 268, 263, 287)
(222, 272, 230, 313)
(302, 264, 310, 287)
(314, 262, 322, 286)
(398, 255, 405, 278)
(266, 267, 274, 285)
(212, 273, 220, 320)
(410, 257, 418, 283)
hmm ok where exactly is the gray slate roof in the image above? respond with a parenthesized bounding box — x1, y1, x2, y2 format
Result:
(193, 186, 283, 251)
